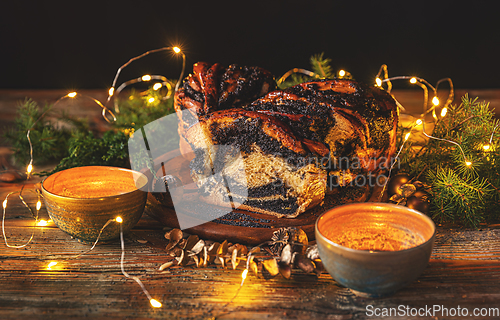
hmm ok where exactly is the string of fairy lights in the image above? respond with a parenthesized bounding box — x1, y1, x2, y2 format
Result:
(278, 62, 490, 195)
(3, 46, 184, 309)
(2, 187, 41, 248)
(2, 46, 499, 313)
(373, 67, 478, 167)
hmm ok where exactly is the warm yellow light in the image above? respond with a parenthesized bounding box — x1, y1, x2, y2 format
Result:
(483, 144, 491, 151)
(2, 200, 7, 209)
(36, 200, 42, 211)
(375, 78, 382, 87)
(141, 75, 152, 82)
(241, 268, 248, 281)
(173, 46, 181, 54)
(150, 299, 162, 308)
(67, 92, 77, 98)
(404, 132, 411, 141)
(409, 77, 417, 84)
(148, 97, 155, 103)
(440, 107, 448, 117)
(47, 261, 58, 269)
(465, 161, 472, 167)
(432, 96, 440, 106)
(108, 87, 115, 97)
(338, 70, 346, 77)
(115, 216, 123, 223)
(37, 220, 48, 227)
(416, 119, 423, 126)
(153, 83, 162, 90)
(432, 109, 438, 122)
(27, 164, 33, 174)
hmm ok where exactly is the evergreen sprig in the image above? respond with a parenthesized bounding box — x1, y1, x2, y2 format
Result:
(278, 52, 340, 89)
(310, 53, 334, 79)
(3, 87, 176, 175)
(113, 88, 175, 130)
(3, 99, 75, 165)
(427, 168, 492, 226)
(399, 95, 500, 227)
(48, 130, 130, 174)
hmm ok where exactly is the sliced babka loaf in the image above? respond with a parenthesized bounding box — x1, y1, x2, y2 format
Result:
(174, 62, 398, 218)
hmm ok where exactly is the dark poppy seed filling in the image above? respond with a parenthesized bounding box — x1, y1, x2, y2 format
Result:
(218, 64, 276, 110)
(208, 117, 309, 168)
(243, 198, 300, 216)
(213, 211, 271, 228)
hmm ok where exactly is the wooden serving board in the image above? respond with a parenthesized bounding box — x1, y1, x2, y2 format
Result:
(144, 149, 385, 245)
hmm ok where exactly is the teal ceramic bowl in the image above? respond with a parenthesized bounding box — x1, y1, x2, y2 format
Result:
(315, 202, 435, 298)
(42, 166, 148, 242)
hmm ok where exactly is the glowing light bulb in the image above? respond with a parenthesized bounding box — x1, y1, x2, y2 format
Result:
(440, 107, 448, 117)
(465, 161, 472, 167)
(47, 261, 58, 269)
(115, 216, 123, 223)
(241, 269, 248, 281)
(409, 77, 417, 84)
(173, 46, 181, 54)
(432, 96, 440, 106)
(416, 119, 423, 126)
(148, 97, 155, 103)
(432, 109, 438, 122)
(67, 92, 77, 98)
(375, 78, 382, 87)
(150, 299, 162, 308)
(153, 83, 162, 90)
(108, 87, 115, 97)
(27, 164, 33, 175)
(483, 145, 491, 151)
(36, 200, 42, 211)
(2, 199, 7, 209)
(404, 132, 411, 141)
(37, 220, 48, 227)
(141, 75, 152, 82)
(338, 70, 345, 77)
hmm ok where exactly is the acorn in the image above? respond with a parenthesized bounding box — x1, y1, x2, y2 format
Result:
(387, 174, 410, 196)
(406, 190, 431, 214)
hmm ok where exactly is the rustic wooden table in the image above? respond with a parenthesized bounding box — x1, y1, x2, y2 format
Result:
(1, 90, 500, 320)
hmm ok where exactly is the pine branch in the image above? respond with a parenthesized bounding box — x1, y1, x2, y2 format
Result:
(3, 99, 73, 165)
(400, 94, 500, 227)
(310, 53, 334, 79)
(428, 168, 492, 227)
(4, 86, 176, 174)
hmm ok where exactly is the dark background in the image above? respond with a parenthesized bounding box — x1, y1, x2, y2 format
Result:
(1, 0, 499, 90)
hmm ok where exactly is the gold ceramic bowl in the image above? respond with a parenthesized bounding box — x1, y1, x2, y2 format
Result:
(315, 203, 435, 298)
(42, 166, 148, 242)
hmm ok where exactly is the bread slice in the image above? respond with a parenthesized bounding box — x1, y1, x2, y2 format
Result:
(184, 109, 327, 218)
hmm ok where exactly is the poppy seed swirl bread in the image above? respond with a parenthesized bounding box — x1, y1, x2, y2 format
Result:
(174, 62, 398, 218)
